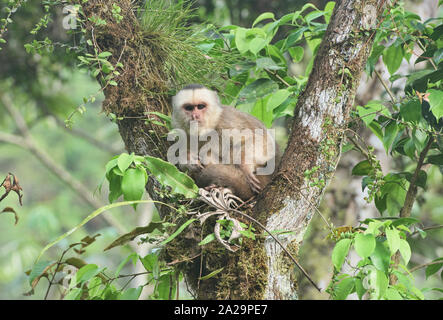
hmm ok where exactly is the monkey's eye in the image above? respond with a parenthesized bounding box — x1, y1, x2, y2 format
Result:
(197, 104, 206, 110)
(184, 105, 194, 111)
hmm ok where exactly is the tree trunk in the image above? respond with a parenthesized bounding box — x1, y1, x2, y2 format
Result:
(253, 0, 387, 299)
(76, 0, 386, 299)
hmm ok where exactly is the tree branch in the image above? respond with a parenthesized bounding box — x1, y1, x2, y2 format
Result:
(400, 136, 434, 218)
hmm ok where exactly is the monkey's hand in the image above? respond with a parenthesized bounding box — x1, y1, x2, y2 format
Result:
(241, 164, 262, 194)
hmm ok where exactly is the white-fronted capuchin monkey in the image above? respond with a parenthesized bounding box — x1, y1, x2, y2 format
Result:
(170, 84, 279, 200)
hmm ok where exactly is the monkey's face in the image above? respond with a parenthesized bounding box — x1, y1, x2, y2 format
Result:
(172, 87, 222, 134)
(180, 103, 205, 122)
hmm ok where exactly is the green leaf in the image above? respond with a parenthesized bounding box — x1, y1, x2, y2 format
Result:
(357, 101, 390, 126)
(390, 217, 420, 228)
(157, 274, 174, 300)
(354, 233, 376, 258)
(285, 27, 308, 49)
(427, 154, 443, 165)
(354, 277, 366, 300)
(251, 97, 273, 128)
(351, 160, 372, 176)
(121, 168, 146, 206)
(382, 121, 399, 153)
(115, 253, 138, 278)
(425, 258, 443, 279)
(144, 156, 199, 198)
(29, 260, 53, 285)
(98, 51, 112, 58)
(400, 99, 421, 123)
(117, 153, 134, 173)
(256, 57, 283, 70)
(237, 78, 278, 105)
(370, 240, 390, 273)
(324, 1, 335, 20)
(140, 253, 159, 276)
(385, 288, 403, 300)
(374, 269, 388, 299)
(386, 228, 401, 254)
(88, 277, 103, 298)
(427, 89, 443, 120)
(334, 277, 355, 300)
(119, 286, 142, 300)
(108, 173, 122, 203)
(305, 10, 325, 24)
(266, 44, 286, 64)
(398, 239, 411, 265)
(404, 139, 416, 159)
(332, 238, 352, 271)
(160, 218, 197, 246)
(266, 89, 291, 112)
(234, 28, 248, 54)
(383, 44, 403, 75)
(64, 288, 82, 300)
(252, 12, 275, 27)
(199, 267, 225, 280)
(288, 46, 304, 63)
(76, 264, 100, 285)
(405, 69, 443, 94)
(249, 37, 267, 55)
(199, 233, 216, 246)
(366, 45, 385, 75)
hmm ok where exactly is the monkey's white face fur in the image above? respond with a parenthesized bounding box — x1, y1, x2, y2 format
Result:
(171, 87, 222, 136)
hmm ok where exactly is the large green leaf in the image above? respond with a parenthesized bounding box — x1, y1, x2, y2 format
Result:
(121, 168, 147, 206)
(76, 264, 101, 285)
(117, 153, 135, 173)
(383, 44, 403, 75)
(370, 240, 390, 273)
(118, 286, 143, 300)
(333, 277, 355, 300)
(144, 156, 198, 198)
(252, 12, 275, 27)
(332, 238, 352, 271)
(354, 233, 376, 258)
(428, 89, 443, 120)
(400, 99, 421, 123)
(237, 78, 278, 105)
(386, 228, 401, 254)
(352, 160, 372, 176)
(266, 89, 291, 112)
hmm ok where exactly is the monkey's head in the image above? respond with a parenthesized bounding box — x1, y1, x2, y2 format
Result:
(171, 84, 222, 135)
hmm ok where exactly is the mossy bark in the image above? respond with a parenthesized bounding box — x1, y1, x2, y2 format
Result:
(77, 0, 386, 299)
(253, 0, 386, 299)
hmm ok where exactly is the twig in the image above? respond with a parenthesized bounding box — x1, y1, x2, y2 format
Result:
(400, 136, 434, 218)
(408, 260, 443, 274)
(390, 135, 434, 285)
(410, 224, 443, 237)
(374, 69, 396, 103)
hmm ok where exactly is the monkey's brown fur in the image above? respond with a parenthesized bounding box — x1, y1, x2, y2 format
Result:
(195, 164, 272, 201)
